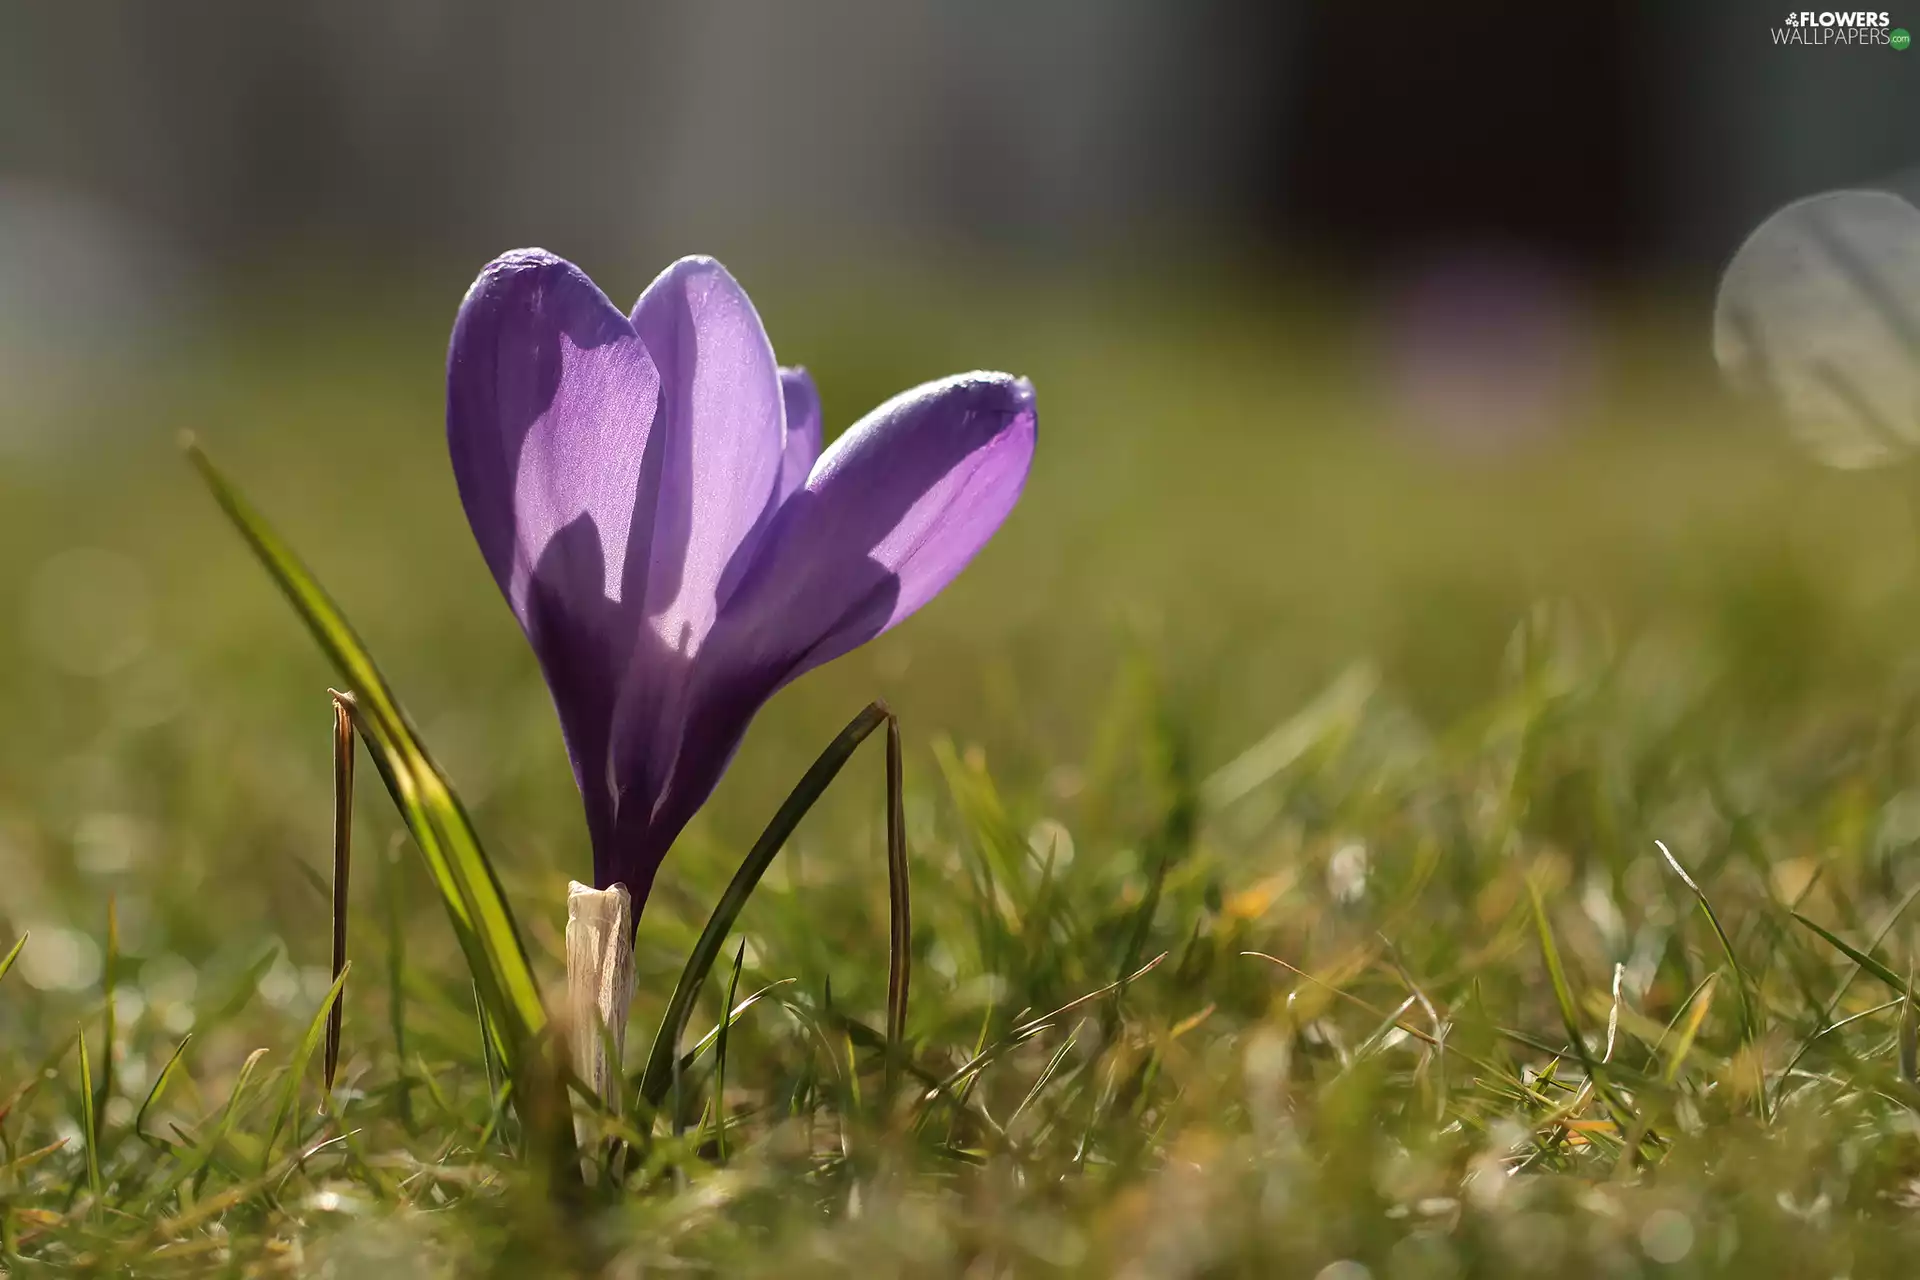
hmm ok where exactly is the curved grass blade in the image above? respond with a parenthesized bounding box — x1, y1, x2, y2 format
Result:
(1662, 973, 1719, 1084)
(474, 980, 504, 1143)
(1114, 711, 1194, 992)
(186, 442, 544, 1074)
(1903, 965, 1918, 1088)
(1242, 950, 1511, 1083)
(77, 1033, 102, 1201)
(1792, 910, 1909, 993)
(1007, 1029, 1080, 1130)
(637, 701, 891, 1114)
(1654, 842, 1759, 1035)
(181, 945, 284, 1067)
(709, 942, 746, 1161)
(0, 1139, 68, 1180)
(927, 952, 1171, 1117)
(837, 1011, 1008, 1150)
(885, 714, 910, 1086)
(98, 902, 117, 1125)
(169, 1047, 269, 1199)
(260, 963, 351, 1172)
(1203, 664, 1379, 810)
(136, 1035, 192, 1147)
(0, 933, 24, 988)
(473, 1077, 516, 1154)
(1778, 877, 1920, 1104)
(1526, 875, 1634, 1135)
(383, 838, 414, 1131)
(677, 978, 795, 1076)
(326, 691, 354, 1092)
(1655, 840, 1768, 1120)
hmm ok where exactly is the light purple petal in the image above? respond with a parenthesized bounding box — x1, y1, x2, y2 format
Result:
(626, 255, 786, 642)
(605, 256, 786, 841)
(752, 371, 1037, 667)
(635, 372, 1037, 854)
(778, 366, 823, 498)
(446, 249, 666, 867)
(447, 249, 659, 617)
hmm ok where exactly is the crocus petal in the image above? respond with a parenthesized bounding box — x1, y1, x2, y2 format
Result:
(446, 248, 665, 851)
(626, 255, 786, 641)
(783, 368, 1044, 652)
(603, 257, 786, 850)
(630, 372, 1036, 868)
(447, 249, 659, 612)
(750, 371, 1037, 667)
(778, 366, 823, 498)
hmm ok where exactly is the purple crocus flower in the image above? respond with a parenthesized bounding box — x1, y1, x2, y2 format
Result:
(446, 250, 1036, 907)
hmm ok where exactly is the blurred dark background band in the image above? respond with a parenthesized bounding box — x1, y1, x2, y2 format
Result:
(3, 1, 1914, 282)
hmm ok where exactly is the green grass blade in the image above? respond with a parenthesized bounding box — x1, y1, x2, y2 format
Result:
(383, 839, 413, 1131)
(1778, 879, 1920, 1104)
(710, 941, 745, 1162)
(1655, 842, 1760, 1041)
(1662, 974, 1718, 1084)
(169, 1047, 269, 1198)
(98, 902, 117, 1126)
(1117, 841, 1173, 990)
(472, 1078, 516, 1155)
(1902, 965, 1918, 1088)
(136, 1035, 192, 1147)
(186, 442, 544, 1074)
(1526, 874, 1633, 1133)
(1113, 711, 1195, 991)
(928, 952, 1171, 1114)
(885, 713, 911, 1083)
(0, 932, 25, 988)
(1791, 910, 1910, 994)
(1527, 877, 1581, 1045)
(1656, 839, 1768, 1119)
(77, 1032, 102, 1201)
(260, 963, 351, 1172)
(326, 691, 354, 1092)
(1008, 1030, 1080, 1130)
(0, 1139, 69, 1181)
(474, 979, 503, 1136)
(676, 978, 795, 1077)
(194, 945, 283, 1034)
(637, 701, 891, 1114)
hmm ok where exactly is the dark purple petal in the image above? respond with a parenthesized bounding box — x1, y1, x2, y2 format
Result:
(629, 372, 1037, 864)
(778, 366, 822, 498)
(446, 249, 665, 864)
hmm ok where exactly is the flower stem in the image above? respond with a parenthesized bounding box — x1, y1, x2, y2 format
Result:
(565, 881, 634, 1122)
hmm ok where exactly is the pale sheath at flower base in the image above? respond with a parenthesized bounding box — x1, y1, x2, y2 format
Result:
(446, 249, 1037, 912)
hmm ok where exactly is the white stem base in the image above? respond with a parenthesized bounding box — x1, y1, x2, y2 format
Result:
(565, 880, 634, 1117)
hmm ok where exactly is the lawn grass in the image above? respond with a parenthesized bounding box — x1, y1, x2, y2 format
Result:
(6, 259, 1920, 1274)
